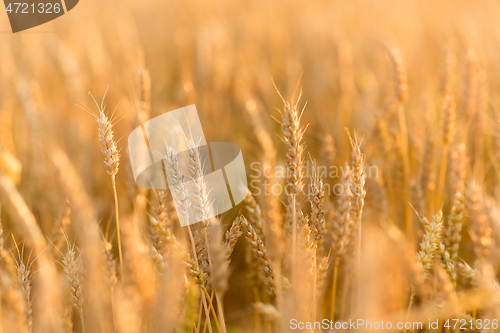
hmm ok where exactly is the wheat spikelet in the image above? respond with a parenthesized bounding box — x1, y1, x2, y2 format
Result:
(444, 192, 465, 262)
(186, 258, 207, 289)
(224, 216, 243, 261)
(149, 245, 168, 274)
(244, 190, 266, 243)
(438, 243, 456, 285)
(310, 171, 326, 243)
(457, 262, 479, 289)
(416, 211, 442, 277)
(239, 215, 276, 296)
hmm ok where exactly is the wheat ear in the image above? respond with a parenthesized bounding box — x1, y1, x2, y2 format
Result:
(149, 189, 171, 253)
(224, 217, 243, 262)
(12, 240, 32, 331)
(444, 192, 465, 261)
(416, 211, 443, 277)
(239, 215, 276, 296)
(280, 91, 306, 287)
(62, 243, 85, 332)
(404, 210, 442, 333)
(244, 190, 266, 243)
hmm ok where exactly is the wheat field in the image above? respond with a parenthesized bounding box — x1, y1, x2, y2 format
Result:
(1, 0, 500, 332)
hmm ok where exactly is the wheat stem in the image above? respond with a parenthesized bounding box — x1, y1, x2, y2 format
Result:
(111, 175, 123, 271)
(291, 194, 297, 287)
(403, 285, 416, 333)
(329, 257, 340, 321)
(203, 228, 227, 333)
(187, 225, 213, 333)
(79, 310, 86, 333)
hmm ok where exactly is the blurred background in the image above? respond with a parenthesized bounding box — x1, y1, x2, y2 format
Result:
(1, 0, 500, 331)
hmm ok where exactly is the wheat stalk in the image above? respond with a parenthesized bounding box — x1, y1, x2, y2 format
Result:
(208, 218, 229, 333)
(80, 93, 123, 270)
(163, 144, 213, 333)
